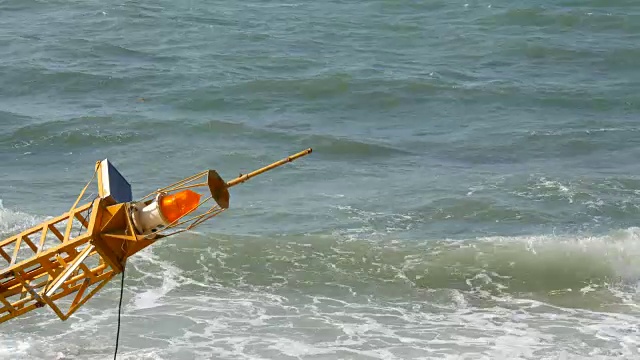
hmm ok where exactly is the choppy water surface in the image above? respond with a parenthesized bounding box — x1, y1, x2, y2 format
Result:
(1, 0, 640, 359)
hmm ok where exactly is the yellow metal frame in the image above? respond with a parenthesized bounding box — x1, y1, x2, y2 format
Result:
(0, 148, 312, 324)
(1, 198, 114, 322)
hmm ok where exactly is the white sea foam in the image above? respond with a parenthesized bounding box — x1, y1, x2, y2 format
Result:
(2, 206, 639, 359)
(0, 199, 43, 236)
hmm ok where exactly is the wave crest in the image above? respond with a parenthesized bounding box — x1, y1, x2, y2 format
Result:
(143, 228, 640, 311)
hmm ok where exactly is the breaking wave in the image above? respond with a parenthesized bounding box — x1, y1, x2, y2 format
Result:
(2, 201, 639, 312)
(140, 228, 640, 312)
(0, 199, 42, 237)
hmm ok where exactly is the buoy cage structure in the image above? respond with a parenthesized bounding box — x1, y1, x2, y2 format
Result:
(0, 148, 312, 324)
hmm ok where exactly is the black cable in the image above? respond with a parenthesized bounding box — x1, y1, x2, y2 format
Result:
(76, 206, 92, 238)
(75, 196, 96, 238)
(68, 193, 124, 358)
(113, 266, 125, 360)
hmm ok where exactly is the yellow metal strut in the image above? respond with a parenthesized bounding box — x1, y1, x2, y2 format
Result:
(0, 148, 312, 324)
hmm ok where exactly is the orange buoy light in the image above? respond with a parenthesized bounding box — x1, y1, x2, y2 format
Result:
(131, 189, 202, 235)
(159, 189, 201, 223)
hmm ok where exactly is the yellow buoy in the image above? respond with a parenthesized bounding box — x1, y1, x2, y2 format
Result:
(0, 148, 312, 324)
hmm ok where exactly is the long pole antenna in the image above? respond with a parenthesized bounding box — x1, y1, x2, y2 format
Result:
(226, 148, 312, 188)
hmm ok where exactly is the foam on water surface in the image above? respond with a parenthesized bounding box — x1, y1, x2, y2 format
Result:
(2, 0, 640, 357)
(3, 207, 639, 359)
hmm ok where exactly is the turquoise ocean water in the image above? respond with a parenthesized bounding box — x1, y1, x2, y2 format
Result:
(1, 0, 640, 359)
